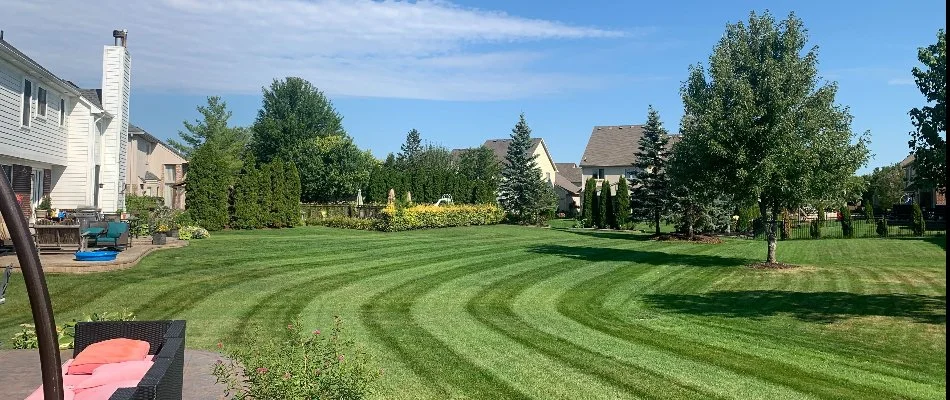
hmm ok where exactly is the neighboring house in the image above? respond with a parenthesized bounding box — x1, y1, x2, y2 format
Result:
(554, 162, 582, 214)
(0, 31, 131, 221)
(126, 124, 187, 209)
(899, 153, 946, 209)
(579, 125, 645, 194)
(481, 138, 558, 186)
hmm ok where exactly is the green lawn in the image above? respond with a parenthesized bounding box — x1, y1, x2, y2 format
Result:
(1, 226, 945, 399)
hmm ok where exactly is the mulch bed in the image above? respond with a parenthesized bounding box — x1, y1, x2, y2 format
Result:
(653, 233, 723, 244)
(748, 262, 800, 270)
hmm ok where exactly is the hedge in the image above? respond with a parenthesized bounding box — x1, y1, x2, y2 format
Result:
(375, 204, 504, 232)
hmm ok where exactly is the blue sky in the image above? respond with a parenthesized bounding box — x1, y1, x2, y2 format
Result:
(3, 1, 945, 174)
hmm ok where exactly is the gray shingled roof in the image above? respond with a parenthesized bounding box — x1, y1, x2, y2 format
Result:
(580, 125, 683, 167)
(900, 153, 915, 168)
(482, 138, 543, 165)
(554, 162, 582, 186)
(78, 88, 103, 110)
(129, 123, 188, 159)
(554, 173, 581, 194)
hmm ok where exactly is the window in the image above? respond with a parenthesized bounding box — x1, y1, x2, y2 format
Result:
(31, 170, 44, 210)
(21, 80, 32, 126)
(60, 98, 66, 126)
(598, 168, 605, 180)
(163, 164, 176, 182)
(37, 87, 47, 117)
(624, 168, 637, 180)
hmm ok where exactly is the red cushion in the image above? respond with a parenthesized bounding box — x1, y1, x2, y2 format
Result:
(67, 338, 150, 375)
(74, 360, 152, 392)
(72, 380, 141, 400)
(24, 359, 85, 400)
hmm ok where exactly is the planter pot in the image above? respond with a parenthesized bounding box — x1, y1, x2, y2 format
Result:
(168, 229, 179, 239)
(151, 232, 167, 245)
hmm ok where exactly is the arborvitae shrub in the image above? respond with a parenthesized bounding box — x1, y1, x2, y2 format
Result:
(876, 218, 888, 237)
(810, 219, 822, 239)
(911, 204, 925, 236)
(840, 206, 854, 238)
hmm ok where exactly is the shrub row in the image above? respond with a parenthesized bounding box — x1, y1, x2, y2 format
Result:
(375, 204, 504, 232)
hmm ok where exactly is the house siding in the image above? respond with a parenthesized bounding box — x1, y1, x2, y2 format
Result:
(0, 57, 69, 167)
(50, 99, 100, 208)
(98, 46, 130, 213)
(581, 166, 635, 195)
(125, 133, 188, 208)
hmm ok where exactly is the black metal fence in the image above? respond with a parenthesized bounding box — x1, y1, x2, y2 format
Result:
(759, 217, 947, 240)
(300, 203, 385, 221)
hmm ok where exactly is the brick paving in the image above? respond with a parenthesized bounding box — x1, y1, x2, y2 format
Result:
(0, 348, 227, 399)
(1, 238, 188, 274)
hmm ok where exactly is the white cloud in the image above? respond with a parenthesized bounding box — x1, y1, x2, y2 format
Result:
(0, 0, 631, 100)
(887, 78, 915, 86)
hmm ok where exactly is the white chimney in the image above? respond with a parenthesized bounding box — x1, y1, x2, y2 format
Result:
(98, 29, 131, 213)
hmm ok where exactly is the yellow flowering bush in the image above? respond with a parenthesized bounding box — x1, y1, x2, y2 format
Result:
(375, 204, 504, 232)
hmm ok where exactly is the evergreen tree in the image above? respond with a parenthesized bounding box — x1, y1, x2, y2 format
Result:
(498, 114, 547, 224)
(600, 181, 615, 229)
(285, 162, 302, 227)
(185, 142, 229, 231)
(169, 96, 249, 166)
(398, 129, 423, 164)
(458, 146, 501, 204)
(615, 177, 631, 228)
(582, 178, 597, 227)
(911, 203, 925, 236)
(630, 106, 671, 235)
(230, 155, 262, 229)
(257, 161, 275, 227)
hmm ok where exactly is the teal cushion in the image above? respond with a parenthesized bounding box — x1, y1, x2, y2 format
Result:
(96, 237, 117, 245)
(106, 222, 128, 238)
(82, 227, 105, 236)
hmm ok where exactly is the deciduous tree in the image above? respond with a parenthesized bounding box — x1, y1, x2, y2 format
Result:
(908, 29, 946, 192)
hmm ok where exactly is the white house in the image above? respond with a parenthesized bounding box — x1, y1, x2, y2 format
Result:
(0, 30, 131, 220)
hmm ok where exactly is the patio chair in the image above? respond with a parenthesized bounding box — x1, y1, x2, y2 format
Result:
(94, 221, 130, 250)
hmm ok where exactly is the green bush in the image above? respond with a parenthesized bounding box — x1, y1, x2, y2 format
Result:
(876, 218, 889, 237)
(911, 204, 925, 236)
(375, 204, 504, 232)
(178, 226, 210, 240)
(12, 311, 136, 350)
(809, 219, 822, 239)
(308, 217, 374, 230)
(863, 205, 874, 222)
(212, 317, 380, 400)
(840, 206, 854, 238)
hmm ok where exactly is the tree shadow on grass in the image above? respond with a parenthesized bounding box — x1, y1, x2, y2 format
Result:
(552, 228, 655, 241)
(643, 290, 946, 324)
(527, 244, 751, 267)
(889, 235, 947, 251)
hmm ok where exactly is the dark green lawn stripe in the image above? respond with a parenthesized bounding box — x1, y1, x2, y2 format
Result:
(361, 249, 549, 400)
(558, 264, 913, 400)
(468, 261, 723, 400)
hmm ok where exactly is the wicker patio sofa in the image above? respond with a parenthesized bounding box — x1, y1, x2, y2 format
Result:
(72, 320, 186, 400)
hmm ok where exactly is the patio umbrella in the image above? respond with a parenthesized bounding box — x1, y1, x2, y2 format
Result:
(0, 176, 64, 399)
(356, 189, 363, 206)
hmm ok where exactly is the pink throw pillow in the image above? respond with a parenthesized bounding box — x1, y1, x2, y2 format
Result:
(73, 380, 141, 400)
(67, 338, 150, 375)
(74, 360, 152, 392)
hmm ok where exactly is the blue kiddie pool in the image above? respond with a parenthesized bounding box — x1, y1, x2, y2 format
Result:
(74, 250, 119, 262)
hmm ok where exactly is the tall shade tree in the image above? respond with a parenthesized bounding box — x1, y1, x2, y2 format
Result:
(582, 177, 597, 228)
(615, 177, 631, 228)
(251, 77, 370, 202)
(908, 29, 946, 192)
(499, 114, 547, 224)
(865, 163, 906, 210)
(680, 11, 869, 263)
(630, 106, 671, 235)
(169, 96, 248, 173)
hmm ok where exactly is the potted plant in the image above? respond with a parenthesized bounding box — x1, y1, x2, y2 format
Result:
(36, 195, 52, 219)
(151, 224, 168, 245)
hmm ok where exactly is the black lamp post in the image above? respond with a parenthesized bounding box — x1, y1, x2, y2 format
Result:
(0, 176, 63, 400)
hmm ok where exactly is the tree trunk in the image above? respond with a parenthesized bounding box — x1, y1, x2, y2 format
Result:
(654, 211, 661, 235)
(761, 202, 777, 263)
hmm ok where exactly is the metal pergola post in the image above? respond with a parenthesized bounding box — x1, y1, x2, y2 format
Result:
(0, 176, 63, 400)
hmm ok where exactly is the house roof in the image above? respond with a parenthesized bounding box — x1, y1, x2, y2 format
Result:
(900, 153, 915, 168)
(580, 125, 683, 167)
(129, 124, 188, 160)
(580, 125, 644, 167)
(0, 37, 80, 96)
(554, 163, 582, 185)
(482, 138, 557, 171)
(78, 88, 104, 110)
(554, 173, 581, 194)
(142, 171, 161, 181)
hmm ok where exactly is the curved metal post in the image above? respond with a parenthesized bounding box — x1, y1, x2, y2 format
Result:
(0, 176, 63, 400)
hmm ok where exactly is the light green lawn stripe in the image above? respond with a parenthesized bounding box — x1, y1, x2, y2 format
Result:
(513, 262, 809, 400)
(411, 255, 634, 400)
